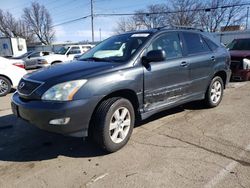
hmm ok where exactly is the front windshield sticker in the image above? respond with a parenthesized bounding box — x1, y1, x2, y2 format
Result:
(131, 33, 150, 37)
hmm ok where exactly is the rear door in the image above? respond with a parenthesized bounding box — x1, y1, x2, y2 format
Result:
(143, 32, 190, 112)
(25, 52, 41, 68)
(181, 31, 214, 95)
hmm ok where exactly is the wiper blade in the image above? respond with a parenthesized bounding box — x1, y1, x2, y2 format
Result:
(79, 57, 114, 62)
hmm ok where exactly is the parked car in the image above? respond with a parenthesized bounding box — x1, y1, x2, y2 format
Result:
(227, 38, 250, 81)
(73, 45, 94, 60)
(11, 28, 231, 152)
(10, 51, 54, 69)
(0, 57, 27, 96)
(36, 45, 88, 67)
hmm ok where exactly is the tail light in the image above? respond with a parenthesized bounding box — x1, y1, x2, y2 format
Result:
(13, 63, 25, 69)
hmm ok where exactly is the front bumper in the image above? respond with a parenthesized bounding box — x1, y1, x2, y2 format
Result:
(11, 92, 99, 137)
(231, 69, 250, 81)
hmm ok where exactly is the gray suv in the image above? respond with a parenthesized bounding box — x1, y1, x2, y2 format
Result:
(11, 28, 231, 152)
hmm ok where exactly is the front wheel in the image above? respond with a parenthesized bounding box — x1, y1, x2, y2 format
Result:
(0, 76, 11, 97)
(204, 76, 224, 108)
(92, 98, 135, 152)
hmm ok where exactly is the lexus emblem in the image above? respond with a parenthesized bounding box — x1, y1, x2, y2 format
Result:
(19, 82, 25, 89)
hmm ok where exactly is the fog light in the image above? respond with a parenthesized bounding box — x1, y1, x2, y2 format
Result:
(49, 118, 70, 125)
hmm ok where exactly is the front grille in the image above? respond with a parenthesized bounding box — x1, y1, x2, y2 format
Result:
(17, 78, 43, 96)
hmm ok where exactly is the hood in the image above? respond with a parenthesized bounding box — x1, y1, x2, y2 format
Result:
(230, 50, 250, 58)
(25, 61, 119, 82)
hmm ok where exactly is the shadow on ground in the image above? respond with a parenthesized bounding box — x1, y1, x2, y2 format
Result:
(0, 101, 204, 162)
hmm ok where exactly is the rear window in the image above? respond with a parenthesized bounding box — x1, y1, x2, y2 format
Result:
(183, 32, 211, 55)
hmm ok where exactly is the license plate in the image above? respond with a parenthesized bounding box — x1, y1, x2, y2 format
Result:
(11, 103, 19, 117)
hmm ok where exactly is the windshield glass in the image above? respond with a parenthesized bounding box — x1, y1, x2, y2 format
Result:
(79, 33, 151, 63)
(55, 47, 69, 55)
(228, 39, 250, 50)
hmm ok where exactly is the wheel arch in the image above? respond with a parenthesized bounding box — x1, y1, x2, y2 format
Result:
(89, 89, 140, 133)
(51, 61, 62, 65)
(0, 74, 13, 86)
(213, 70, 227, 88)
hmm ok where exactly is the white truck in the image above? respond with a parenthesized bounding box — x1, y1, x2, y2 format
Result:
(0, 37, 27, 57)
(37, 45, 93, 67)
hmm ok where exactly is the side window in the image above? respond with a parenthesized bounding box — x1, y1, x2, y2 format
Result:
(203, 37, 219, 51)
(148, 33, 182, 59)
(29, 52, 41, 58)
(182, 32, 211, 55)
(68, 47, 81, 54)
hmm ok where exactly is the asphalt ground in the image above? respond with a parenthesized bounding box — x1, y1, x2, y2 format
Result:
(0, 82, 249, 188)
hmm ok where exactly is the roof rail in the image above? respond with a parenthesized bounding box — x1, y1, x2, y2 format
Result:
(156, 25, 204, 32)
(172, 25, 204, 32)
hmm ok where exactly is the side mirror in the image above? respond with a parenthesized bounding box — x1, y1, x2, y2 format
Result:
(143, 50, 166, 63)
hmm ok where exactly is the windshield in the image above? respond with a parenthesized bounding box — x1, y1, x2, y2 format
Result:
(79, 33, 151, 63)
(227, 39, 250, 50)
(55, 47, 69, 55)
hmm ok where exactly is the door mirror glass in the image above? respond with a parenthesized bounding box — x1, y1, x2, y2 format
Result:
(144, 50, 166, 63)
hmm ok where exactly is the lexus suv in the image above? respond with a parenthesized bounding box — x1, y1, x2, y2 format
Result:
(11, 28, 231, 152)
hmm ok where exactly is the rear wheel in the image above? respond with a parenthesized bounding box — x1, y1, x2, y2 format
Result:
(92, 97, 135, 152)
(204, 76, 224, 108)
(0, 76, 11, 97)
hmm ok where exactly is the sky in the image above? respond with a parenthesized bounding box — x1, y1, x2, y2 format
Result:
(0, 0, 166, 43)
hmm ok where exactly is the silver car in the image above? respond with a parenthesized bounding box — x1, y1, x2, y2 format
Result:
(12, 51, 54, 69)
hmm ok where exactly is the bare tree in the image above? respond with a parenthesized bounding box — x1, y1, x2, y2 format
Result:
(114, 4, 169, 34)
(23, 2, 55, 44)
(0, 10, 17, 37)
(133, 4, 169, 29)
(115, 0, 247, 33)
(198, 0, 247, 32)
(167, 0, 202, 26)
(114, 17, 138, 34)
(0, 9, 35, 43)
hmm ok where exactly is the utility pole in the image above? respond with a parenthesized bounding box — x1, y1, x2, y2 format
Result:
(246, 7, 249, 30)
(99, 28, 102, 41)
(91, 0, 94, 42)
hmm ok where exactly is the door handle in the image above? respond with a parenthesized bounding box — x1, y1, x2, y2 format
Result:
(180, 61, 188, 67)
(211, 56, 216, 62)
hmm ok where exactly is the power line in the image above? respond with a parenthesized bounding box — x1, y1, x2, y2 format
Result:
(52, 15, 91, 27)
(95, 2, 250, 17)
(51, 2, 250, 28)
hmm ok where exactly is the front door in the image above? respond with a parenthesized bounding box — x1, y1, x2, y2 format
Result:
(143, 32, 190, 112)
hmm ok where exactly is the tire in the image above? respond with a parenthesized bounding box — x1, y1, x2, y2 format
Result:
(0, 76, 11, 97)
(204, 76, 224, 108)
(92, 97, 135, 152)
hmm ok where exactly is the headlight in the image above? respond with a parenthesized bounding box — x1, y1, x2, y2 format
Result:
(38, 59, 48, 64)
(41, 80, 87, 101)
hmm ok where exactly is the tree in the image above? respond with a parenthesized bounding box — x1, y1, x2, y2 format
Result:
(114, 4, 169, 34)
(198, 0, 247, 32)
(114, 17, 138, 34)
(23, 2, 55, 45)
(167, 0, 202, 26)
(114, 0, 247, 33)
(0, 9, 35, 43)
